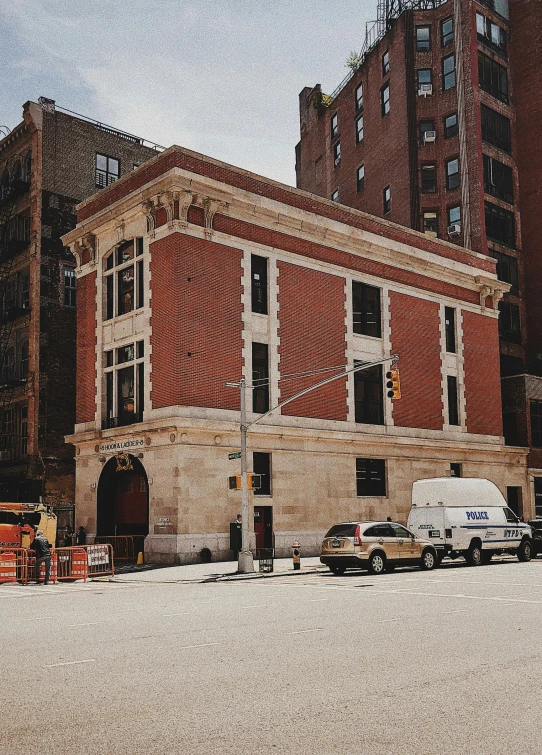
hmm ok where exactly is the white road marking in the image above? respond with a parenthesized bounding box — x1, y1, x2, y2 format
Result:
(287, 628, 323, 635)
(178, 642, 220, 650)
(377, 618, 402, 623)
(45, 659, 96, 668)
(308, 599, 328, 602)
(162, 613, 190, 617)
(24, 616, 54, 621)
(67, 622, 100, 627)
(239, 604, 268, 609)
(444, 610, 467, 614)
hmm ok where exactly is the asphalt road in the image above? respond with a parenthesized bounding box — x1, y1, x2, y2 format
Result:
(2, 557, 542, 754)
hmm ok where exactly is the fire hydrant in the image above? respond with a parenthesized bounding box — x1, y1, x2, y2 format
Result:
(292, 540, 301, 570)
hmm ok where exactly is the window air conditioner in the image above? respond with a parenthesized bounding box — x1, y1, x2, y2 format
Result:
(448, 224, 462, 237)
(418, 84, 433, 97)
(423, 131, 437, 144)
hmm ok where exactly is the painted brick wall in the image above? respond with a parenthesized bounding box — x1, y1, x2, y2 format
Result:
(150, 233, 243, 410)
(76, 271, 97, 423)
(462, 309, 502, 437)
(389, 291, 443, 430)
(277, 262, 347, 421)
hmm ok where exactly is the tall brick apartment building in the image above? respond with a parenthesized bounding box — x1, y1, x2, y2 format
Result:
(0, 97, 159, 517)
(63, 145, 527, 564)
(295, 0, 542, 512)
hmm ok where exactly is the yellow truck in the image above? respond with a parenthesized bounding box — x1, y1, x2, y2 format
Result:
(0, 503, 57, 549)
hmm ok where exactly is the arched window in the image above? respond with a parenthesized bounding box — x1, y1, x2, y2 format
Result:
(104, 238, 144, 320)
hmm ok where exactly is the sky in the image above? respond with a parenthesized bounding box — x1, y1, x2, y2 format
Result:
(0, 0, 377, 186)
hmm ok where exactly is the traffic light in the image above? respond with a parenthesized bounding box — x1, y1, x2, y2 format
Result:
(229, 475, 241, 490)
(248, 474, 262, 491)
(228, 474, 262, 490)
(386, 368, 401, 400)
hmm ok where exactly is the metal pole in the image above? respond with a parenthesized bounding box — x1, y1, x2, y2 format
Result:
(238, 378, 254, 573)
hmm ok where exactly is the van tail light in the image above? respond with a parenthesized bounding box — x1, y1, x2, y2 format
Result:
(445, 529, 452, 539)
(354, 525, 361, 546)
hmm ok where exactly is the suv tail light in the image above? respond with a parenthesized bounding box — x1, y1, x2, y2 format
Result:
(354, 525, 361, 545)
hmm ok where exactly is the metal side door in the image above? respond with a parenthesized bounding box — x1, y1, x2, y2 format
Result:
(392, 523, 422, 561)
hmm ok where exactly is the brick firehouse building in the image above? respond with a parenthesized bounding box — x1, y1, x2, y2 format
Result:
(64, 146, 528, 564)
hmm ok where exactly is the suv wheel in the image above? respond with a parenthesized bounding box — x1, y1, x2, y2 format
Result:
(368, 551, 386, 575)
(421, 548, 437, 571)
(517, 539, 532, 563)
(329, 564, 346, 576)
(466, 543, 483, 567)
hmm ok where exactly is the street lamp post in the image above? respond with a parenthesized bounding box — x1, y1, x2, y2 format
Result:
(227, 353, 399, 573)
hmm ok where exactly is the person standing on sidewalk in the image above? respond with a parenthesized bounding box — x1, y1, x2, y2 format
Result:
(32, 529, 52, 584)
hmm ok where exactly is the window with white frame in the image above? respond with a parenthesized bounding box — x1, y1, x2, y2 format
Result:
(63, 267, 76, 307)
(104, 238, 144, 320)
(104, 340, 145, 428)
(355, 82, 363, 111)
(356, 115, 364, 143)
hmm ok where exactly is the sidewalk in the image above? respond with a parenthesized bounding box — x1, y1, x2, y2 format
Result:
(107, 556, 326, 584)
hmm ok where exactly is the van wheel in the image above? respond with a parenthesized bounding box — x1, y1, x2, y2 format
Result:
(368, 552, 386, 575)
(421, 549, 437, 571)
(329, 564, 346, 576)
(466, 543, 483, 566)
(518, 539, 532, 563)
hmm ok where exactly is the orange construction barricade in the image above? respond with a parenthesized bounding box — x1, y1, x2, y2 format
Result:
(0, 551, 17, 583)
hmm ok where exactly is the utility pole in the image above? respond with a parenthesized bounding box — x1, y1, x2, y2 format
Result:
(238, 378, 253, 573)
(227, 354, 399, 574)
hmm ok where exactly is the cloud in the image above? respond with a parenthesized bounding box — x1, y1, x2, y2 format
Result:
(1, 0, 376, 184)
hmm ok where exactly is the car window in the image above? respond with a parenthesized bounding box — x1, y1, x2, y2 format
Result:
(503, 508, 518, 524)
(391, 524, 412, 538)
(325, 524, 358, 538)
(363, 526, 377, 537)
(375, 524, 395, 537)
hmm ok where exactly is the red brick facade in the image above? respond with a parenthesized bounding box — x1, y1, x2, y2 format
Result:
(150, 233, 243, 410)
(277, 263, 347, 420)
(75, 271, 97, 424)
(389, 292, 443, 430)
(462, 309, 502, 437)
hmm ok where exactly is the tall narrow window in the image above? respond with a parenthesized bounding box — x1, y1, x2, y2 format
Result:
(63, 268, 76, 307)
(104, 239, 144, 320)
(448, 206, 461, 228)
(381, 83, 390, 116)
(383, 185, 391, 214)
(251, 255, 268, 315)
(356, 115, 364, 143)
(331, 190, 339, 203)
(355, 82, 363, 110)
(444, 113, 458, 139)
(446, 158, 460, 190)
(356, 164, 365, 192)
(420, 120, 435, 144)
(445, 307, 456, 353)
(352, 282, 381, 338)
(483, 154, 514, 204)
(447, 375, 459, 426)
(95, 154, 119, 189)
(252, 342, 269, 414)
(331, 112, 339, 139)
(443, 54, 456, 90)
(421, 165, 437, 193)
(356, 458, 386, 497)
(333, 141, 341, 167)
(253, 452, 271, 496)
(441, 17, 454, 47)
(103, 340, 145, 428)
(530, 401, 542, 448)
(498, 301, 521, 343)
(422, 211, 439, 237)
(354, 365, 384, 425)
(382, 50, 390, 75)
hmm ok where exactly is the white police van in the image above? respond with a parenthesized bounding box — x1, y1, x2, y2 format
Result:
(407, 478, 533, 566)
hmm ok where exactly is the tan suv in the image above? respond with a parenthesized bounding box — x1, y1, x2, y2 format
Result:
(320, 521, 438, 575)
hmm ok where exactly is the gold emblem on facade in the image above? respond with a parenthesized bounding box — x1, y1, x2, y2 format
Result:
(115, 452, 133, 472)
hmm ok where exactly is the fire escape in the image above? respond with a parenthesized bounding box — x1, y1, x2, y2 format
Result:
(0, 157, 31, 464)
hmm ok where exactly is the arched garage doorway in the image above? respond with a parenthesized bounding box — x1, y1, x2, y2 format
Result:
(97, 455, 149, 537)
